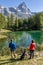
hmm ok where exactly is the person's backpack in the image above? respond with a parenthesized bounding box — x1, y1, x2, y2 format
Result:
(9, 42, 16, 50)
(12, 43, 16, 50)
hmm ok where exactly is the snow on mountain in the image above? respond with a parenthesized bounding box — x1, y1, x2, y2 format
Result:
(0, 2, 33, 18)
(18, 2, 31, 14)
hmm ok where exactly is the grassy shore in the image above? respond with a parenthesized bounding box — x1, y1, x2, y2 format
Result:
(0, 29, 11, 39)
(0, 29, 11, 33)
(0, 35, 7, 39)
(0, 29, 43, 65)
(0, 56, 43, 65)
(0, 51, 43, 65)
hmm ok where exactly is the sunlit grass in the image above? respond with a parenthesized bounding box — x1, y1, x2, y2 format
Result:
(0, 29, 11, 33)
(0, 54, 43, 65)
(0, 29, 11, 39)
(0, 35, 7, 39)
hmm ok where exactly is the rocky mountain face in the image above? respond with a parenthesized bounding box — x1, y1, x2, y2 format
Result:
(0, 2, 35, 18)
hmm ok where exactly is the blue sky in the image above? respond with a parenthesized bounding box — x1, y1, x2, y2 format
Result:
(0, 0, 43, 12)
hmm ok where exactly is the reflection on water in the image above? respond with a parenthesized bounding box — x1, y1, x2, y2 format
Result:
(17, 32, 33, 47)
(4, 32, 33, 48)
(0, 31, 43, 49)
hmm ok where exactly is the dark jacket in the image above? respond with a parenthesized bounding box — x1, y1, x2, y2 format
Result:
(9, 42, 16, 50)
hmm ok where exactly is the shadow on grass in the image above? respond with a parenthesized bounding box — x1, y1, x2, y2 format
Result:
(0, 58, 22, 65)
(0, 58, 29, 65)
(0, 59, 10, 62)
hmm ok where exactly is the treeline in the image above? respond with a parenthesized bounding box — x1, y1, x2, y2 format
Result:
(0, 13, 43, 31)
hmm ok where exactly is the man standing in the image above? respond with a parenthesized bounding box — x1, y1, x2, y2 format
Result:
(29, 40, 36, 59)
(9, 39, 16, 59)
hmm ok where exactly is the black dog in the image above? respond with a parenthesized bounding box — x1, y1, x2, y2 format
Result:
(20, 49, 26, 60)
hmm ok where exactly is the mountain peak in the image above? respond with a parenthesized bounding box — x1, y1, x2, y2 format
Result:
(20, 2, 26, 7)
(18, 2, 30, 14)
(0, 2, 32, 18)
(18, 2, 27, 9)
(21, 2, 26, 4)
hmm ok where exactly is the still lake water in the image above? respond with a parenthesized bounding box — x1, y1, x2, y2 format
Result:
(0, 31, 43, 49)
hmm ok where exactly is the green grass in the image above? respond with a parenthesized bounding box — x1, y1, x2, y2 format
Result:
(0, 55, 43, 65)
(0, 29, 11, 39)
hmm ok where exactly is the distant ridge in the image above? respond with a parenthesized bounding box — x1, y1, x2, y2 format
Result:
(0, 2, 35, 18)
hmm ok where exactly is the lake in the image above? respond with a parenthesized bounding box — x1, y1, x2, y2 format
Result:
(0, 31, 43, 49)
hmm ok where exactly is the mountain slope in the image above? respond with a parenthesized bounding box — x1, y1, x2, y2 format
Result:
(0, 2, 33, 18)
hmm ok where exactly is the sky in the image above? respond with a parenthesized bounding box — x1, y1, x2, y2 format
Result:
(0, 0, 43, 12)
